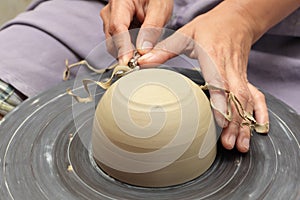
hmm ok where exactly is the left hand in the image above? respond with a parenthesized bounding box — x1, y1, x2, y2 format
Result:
(100, 0, 173, 64)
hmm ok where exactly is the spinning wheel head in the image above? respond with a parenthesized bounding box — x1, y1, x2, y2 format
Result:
(1, 66, 299, 199)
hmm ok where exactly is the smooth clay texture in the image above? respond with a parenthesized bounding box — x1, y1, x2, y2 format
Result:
(92, 68, 217, 187)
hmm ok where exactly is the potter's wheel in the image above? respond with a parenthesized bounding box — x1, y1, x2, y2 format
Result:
(0, 68, 299, 200)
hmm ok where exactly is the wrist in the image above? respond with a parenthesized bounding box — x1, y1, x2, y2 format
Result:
(220, 0, 300, 42)
(206, 1, 259, 44)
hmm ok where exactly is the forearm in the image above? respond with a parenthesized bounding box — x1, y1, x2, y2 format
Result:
(216, 0, 300, 42)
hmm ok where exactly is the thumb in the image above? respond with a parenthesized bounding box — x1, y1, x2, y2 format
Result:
(136, 27, 163, 55)
(136, 0, 173, 54)
(138, 30, 193, 67)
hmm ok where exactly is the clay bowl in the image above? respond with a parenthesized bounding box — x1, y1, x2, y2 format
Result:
(92, 68, 217, 187)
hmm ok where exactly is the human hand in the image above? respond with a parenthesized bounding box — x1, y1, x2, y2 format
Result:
(100, 0, 173, 64)
(138, 2, 269, 153)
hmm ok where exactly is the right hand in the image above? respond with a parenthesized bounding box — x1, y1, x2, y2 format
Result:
(100, 0, 173, 64)
(137, 3, 269, 153)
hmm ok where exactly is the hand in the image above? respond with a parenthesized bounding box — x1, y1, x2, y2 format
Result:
(100, 0, 173, 64)
(138, 2, 269, 152)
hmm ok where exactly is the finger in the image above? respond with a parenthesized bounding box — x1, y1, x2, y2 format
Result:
(210, 89, 229, 128)
(111, 32, 134, 65)
(136, 27, 163, 54)
(108, 0, 134, 34)
(193, 39, 230, 128)
(143, 0, 173, 26)
(100, 6, 117, 58)
(221, 120, 240, 150)
(107, 0, 136, 64)
(236, 92, 254, 153)
(219, 86, 246, 150)
(105, 36, 118, 59)
(136, 0, 173, 54)
(220, 74, 250, 151)
(236, 124, 251, 153)
(138, 29, 193, 66)
(100, 5, 111, 39)
(220, 101, 246, 151)
(199, 46, 229, 128)
(248, 83, 269, 133)
(226, 87, 251, 151)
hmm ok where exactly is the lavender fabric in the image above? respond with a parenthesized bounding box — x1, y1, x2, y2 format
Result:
(0, 0, 299, 113)
(0, 0, 105, 96)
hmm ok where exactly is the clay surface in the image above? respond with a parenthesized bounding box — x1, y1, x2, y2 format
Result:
(92, 68, 217, 187)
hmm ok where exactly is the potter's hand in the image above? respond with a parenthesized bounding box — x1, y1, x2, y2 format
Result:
(138, 2, 269, 153)
(100, 0, 173, 64)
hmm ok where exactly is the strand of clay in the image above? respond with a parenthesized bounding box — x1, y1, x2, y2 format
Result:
(64, 59, 268, 133)
(200, 83, 269, 133)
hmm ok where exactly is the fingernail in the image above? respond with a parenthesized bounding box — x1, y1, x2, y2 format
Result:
(228, 135, 236, 148)
(242, 138, 250, 150)
(141, 41, 153, 51)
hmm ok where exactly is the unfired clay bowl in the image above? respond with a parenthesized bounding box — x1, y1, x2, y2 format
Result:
(92, 68, 217, 187)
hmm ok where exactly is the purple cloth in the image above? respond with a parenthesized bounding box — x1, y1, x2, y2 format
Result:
(167, 0, 221, 29)
(0, 0, 105, 96)
(249, 35, 300, 113)
(0, 0, 299, 113)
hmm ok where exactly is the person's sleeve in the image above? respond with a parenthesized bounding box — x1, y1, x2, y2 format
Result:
(0, 0, 106, 97)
